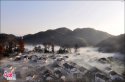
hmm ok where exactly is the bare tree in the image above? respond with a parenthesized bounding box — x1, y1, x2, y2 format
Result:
(51, 43, 55, 53)
(18, 37, 24, 53)
(74, 44, 79, 53)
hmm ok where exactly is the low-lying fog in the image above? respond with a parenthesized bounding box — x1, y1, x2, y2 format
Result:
(0, 45, 125, 77)
(24, 45, 125, 75)
(68, 47, 125, 75)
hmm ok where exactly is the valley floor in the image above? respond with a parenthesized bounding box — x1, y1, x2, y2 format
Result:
(0, 47, 125, 82)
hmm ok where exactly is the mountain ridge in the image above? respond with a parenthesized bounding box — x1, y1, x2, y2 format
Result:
(23, 27, 113, 47)
(96, 34, 125, 54)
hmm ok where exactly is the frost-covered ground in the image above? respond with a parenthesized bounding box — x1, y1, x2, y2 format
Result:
(0, 46, 125, 82)
(67, 47, 125, 75)
(25, 45, 125, 75)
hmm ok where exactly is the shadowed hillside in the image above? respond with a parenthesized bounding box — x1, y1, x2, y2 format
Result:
(0, 33, 17, 45)
(96, 34, 125, 54)
(23, 27, 112, 47)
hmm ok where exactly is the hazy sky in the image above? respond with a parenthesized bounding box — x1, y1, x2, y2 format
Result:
(1, 1, 124, 36)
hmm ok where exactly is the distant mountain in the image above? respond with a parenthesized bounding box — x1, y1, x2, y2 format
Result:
(23, 28, 87, 47)
(72, 28, 112, 45)
(0, 33, 17, 45)
(1, 29, 124, 54)
(23, 27, 112, 47)
(96, 34, 125, 54)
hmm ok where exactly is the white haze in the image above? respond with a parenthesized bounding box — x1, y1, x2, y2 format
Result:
(0, 45, 124, 79)
(24, 45, 125, 74)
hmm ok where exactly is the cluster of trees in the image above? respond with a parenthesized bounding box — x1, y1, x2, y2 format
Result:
(0, 37, 24, 59)
(57, 47, 70, 54)
(43, 42, 55, 53)
(33, 43, 79, 54)
(57, 44, 79, 54)
(33, 42, 55, 53)
(0, 35, 80, 59)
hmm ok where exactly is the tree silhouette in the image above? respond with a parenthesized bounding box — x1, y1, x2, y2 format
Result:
(51, 43, 55, 53)
(18, 37, 24, 53)
(74, 44, 79, 53)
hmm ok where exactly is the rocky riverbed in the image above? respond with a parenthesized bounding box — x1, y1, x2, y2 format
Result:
(0, 47, 125, 82)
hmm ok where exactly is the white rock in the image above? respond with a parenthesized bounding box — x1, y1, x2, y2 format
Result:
(46, 76, 53, 80)
(61, 76, 65, 80)
(26, 76, 32, 80)
(9, 58, 13, 61)
(18, 53, 22, 56)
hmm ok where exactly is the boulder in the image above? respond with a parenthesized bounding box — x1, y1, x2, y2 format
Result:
(98, 58, 110, 64)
